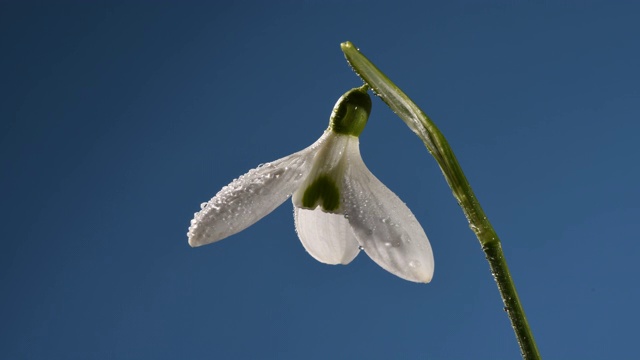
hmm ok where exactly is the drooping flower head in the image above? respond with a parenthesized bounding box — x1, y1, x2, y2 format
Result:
(188, 86, 434, 282)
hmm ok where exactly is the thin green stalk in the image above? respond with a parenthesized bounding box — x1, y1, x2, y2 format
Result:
(341, 41, 540, 360)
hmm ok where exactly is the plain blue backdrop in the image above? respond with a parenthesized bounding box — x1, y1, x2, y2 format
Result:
(2, 1, 639, 359)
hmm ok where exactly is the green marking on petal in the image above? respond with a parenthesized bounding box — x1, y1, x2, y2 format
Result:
(301, 174, 340, 212)
(330, 86, 372, 137)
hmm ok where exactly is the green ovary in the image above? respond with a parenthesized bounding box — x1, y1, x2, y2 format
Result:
(301, 174, 340, 212)
(329, 86, 372, 137)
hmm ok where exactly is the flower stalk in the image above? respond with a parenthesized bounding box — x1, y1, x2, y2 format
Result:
(341, 41, 540, 360)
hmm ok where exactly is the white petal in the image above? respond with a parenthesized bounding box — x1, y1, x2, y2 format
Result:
(188, 133, 329, 247)
(294, 207, 360, 265)
(341, 140, 434, 283)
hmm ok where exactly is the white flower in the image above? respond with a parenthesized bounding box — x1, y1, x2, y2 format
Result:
(188, 87, 434, 283)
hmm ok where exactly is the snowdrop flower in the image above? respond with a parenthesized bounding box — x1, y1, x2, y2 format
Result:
(188, 86, 434, 282)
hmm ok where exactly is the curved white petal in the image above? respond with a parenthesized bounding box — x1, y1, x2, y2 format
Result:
(188, 133, 330, 247)
(294, 207, 360, 265)
(341, 140, 434, 283)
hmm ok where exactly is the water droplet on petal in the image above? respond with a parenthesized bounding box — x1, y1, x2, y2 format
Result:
(200, 202, 208, 209)
(385, 240, 401, 248)
(358, 245, 364, 250)
(409, 260, 421, 268)
(273, 168, 285, 178)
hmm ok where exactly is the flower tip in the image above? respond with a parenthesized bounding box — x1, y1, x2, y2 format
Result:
(340, 41, 355, 51)
(396, 261, 434, 283)
(420, 272, 433, 284)
(188, 236, 201, 248)
(404, 270, 433, 284)
(187, 227, 208, 248)
(414, 261, 434, 283)
(416, 264, 435, 283)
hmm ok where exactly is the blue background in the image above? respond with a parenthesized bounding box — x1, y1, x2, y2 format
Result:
(2, 1, 639, 359)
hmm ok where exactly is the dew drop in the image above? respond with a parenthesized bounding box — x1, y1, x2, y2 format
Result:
(381, 217, 398, 228)
(273, 168, 285, 178)
(385, 240, 401, 248)
(408, 260, 421, 268)
(358, 245, 364, 250)
(200, 202, 208, 209)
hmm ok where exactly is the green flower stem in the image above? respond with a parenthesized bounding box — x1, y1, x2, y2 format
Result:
(341, 41, 540, 360)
